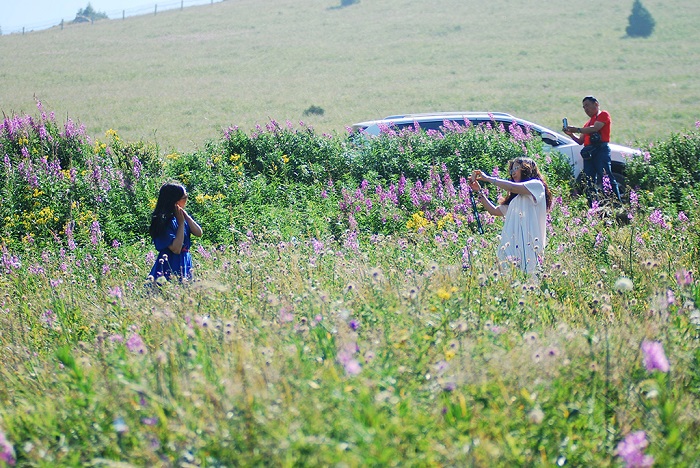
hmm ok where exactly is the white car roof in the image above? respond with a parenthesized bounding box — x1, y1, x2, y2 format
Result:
(352, 112, 576, 145)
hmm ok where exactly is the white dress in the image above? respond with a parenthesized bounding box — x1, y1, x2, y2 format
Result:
(497, 179, 547, 275)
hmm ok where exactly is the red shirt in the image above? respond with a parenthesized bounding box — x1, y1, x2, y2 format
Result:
(584, 110, 611, 145)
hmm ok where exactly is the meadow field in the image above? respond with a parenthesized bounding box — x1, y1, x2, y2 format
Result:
(1, 0, 700, 151)
(0, 98, 699, 465)
(1, 0, 700, 466)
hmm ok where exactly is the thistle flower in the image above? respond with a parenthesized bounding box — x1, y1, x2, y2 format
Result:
(615, 277, 634, 292)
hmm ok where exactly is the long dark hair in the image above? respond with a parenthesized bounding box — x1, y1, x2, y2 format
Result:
(149, 182, 186, 238)
(501, 157, 552, 210)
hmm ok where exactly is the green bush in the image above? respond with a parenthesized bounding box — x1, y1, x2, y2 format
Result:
(625, 126, 700, 210)
(348, 122, 545, 184)
(0, 110, 161, 247)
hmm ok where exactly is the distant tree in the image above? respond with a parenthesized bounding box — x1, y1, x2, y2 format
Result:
(73, 3, 108, 24)
(626, 0, 655, 38)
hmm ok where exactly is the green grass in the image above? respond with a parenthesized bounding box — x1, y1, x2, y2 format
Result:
(2, 0, 699, 151)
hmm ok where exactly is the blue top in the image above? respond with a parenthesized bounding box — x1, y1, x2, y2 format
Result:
(149, 217, 193, 280)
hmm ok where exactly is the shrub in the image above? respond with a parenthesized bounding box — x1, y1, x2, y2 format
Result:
(303, 105, 325, 116)
(347, 120, 546, 184)
(626, 0, 655, 38)
(0, 108, 161, 247)
(625, 126, 700, 193)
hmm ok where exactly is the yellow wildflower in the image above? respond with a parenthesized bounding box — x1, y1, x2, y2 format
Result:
(437, 213, 455, 230)
(437, 288, 451, 300)
(406, 211, 432, 231)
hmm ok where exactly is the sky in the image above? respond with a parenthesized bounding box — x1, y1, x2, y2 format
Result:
(0, 0, 215, 34)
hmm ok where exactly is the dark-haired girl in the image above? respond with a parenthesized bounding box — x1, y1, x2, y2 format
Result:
(148, 182, 203, 281)
(469, 157, 552, 275)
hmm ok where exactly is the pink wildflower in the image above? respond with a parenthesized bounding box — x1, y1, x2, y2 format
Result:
(126, 333, 147, 354)
(344, 359, 362, 375)
(675, 269, 693, 287)
(641, 340, 670, 373)
(616, 430, 654, 468)
(648, 210, 668, 229)
(0, 429, 15, 466)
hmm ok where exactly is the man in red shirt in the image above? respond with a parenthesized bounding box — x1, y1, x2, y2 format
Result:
(564, 96, 622, 205)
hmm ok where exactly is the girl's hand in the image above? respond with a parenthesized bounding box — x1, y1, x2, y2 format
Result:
(174, 205, 185, 224)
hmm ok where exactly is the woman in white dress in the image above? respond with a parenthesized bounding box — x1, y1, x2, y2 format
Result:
(469, 157, 552, 275)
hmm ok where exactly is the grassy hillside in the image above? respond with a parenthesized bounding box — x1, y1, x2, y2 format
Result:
(1, 0, 699, 151)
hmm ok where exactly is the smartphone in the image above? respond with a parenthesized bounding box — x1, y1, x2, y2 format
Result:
(562, 118, 568, 129)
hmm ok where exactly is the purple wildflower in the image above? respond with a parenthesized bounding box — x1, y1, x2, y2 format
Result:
(90, 221, 102, 245)
(344, 359, 362, 375)
(126, 333, 147, 354)
(279, 306, 294, 323)
(41, 309, 57, 327)
(1, 246, 22, 273)
(648, 210, 668, 229)
(675, 269, 693, 287)
(667, 289, 676, 305)
(0, 429, 16, 466)
(311, 238, 324, 255)
(641, 340, 670, 373)
(348, 319, 360, 331)
(131, 156, 142, 179)
(595, 231, 605, 247)
(65, 221, 77, 251)
(629, 189, 638, 209)
(616, 430, 654, 468)
(109, 334, 124, 344)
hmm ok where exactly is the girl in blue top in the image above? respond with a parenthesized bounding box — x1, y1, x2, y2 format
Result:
(148, 182, 203, 281)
